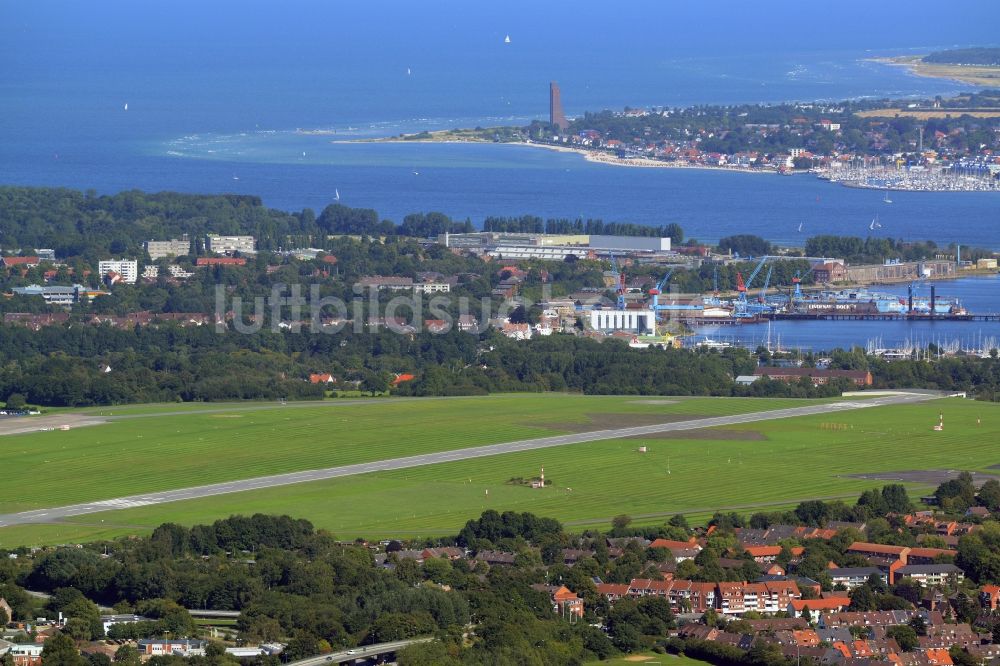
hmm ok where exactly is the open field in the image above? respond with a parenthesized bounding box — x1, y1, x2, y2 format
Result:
(1, 395, 993, 547)
(0, 395, 833, 516)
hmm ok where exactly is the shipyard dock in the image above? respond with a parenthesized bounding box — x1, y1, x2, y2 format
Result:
(762, 312, 1000, 322)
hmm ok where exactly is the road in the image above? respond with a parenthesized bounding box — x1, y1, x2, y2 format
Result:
(0, 396, 481, 438)
(287, 638, 432, 665)
(0, 392, 938, 528)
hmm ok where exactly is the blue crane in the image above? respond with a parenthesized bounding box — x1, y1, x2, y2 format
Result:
(734, 255, 769, 317)
(648, 266, 675, 310)
(608, 252, 626, 310)
(758, 265, 772, 304)
(791, 270, 804, 304)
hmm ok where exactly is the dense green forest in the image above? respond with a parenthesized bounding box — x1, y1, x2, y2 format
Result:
(3, 317, 1000, 407)
(0, 187, 475, 262)
(923, 48, 1000, 66)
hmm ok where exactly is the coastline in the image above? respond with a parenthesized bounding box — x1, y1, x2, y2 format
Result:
(869, 55, 1000, 87)
(329, 108, 997, 192)
(335, 135, 781, 175)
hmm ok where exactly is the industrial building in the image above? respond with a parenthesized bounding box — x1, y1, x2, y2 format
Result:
(588, 308, 655, 335)
(588, 235, 671, 253)
(438, 232, 671, 258)
(843, 260, 956, 284)
(11, 284, 108, 305)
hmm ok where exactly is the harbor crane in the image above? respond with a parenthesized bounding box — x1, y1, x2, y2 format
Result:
(609, 252, 627, 310)
(648, 266, 676, 310)
(734, 255, 769, 317)
(758, 265, 773, 304)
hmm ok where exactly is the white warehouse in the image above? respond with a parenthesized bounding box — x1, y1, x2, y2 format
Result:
(588, 235, 671, 253)
(589, 308, 655, 335)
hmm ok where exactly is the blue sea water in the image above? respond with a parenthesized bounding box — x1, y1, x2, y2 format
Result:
(2, 2, 998, 239)
(1, 1, 999, 349)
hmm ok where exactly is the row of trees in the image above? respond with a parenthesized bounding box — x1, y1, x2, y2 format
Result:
(7, 317, 1000, 407)
(924, 48, 1000, 66)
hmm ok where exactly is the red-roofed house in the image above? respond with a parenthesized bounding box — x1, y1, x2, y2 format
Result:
(650, 538, 702, 561)
(1, 256, 40, 268)
(532, 584, 584, 618)
(788, 597, 849, 615)
(981, 584, 1000, 610)
(596, 583, 630, 601)
(832, 642, 852, 660)
(924, 648, 954, 665)
(754, 367, 872, 387)
(309, 373, 336, 384)
(792, 630, 821, 647)
(907, 547, 956, 564)
(848, 542, 910, 559)
(813, 262, 847, 283)
(745, 545, 783, 563)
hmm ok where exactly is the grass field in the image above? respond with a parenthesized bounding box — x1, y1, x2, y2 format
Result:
(0, 395, 829, 515)
(1, 395, 996, 548)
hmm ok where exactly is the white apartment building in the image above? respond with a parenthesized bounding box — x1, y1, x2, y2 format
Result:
(206, 235, 256, 255)
(144, 236, 191, 260)
(98, 259, 138, 284)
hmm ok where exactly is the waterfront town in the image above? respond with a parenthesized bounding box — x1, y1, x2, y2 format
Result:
(489, 87, 1000, 192)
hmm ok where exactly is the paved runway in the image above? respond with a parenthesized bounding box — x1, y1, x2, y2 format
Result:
(0, 392, 937, 528)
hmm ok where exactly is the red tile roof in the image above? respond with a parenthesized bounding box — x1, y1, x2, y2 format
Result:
(745, 545, 782, 557)
(789, 598, 848, 612)
(2, 256, 40, 266)
(848, 542, 909, 556)
(650, 538, 699, 550)
(196, 257, 246, 266)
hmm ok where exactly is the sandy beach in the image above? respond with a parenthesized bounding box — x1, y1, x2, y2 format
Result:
(869, 55, 1000, 87)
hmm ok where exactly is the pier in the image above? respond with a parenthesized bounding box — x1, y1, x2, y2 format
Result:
(762, 312, 1000, 322)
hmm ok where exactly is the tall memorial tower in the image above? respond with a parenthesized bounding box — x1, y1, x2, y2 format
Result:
(549, 81, 568, 130)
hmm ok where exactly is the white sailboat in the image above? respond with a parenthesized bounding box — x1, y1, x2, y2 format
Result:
(869, 214, 882, 231)
(883, 191, 893, 204)
(504, 34, 511, 44)
(123, 103, 128, 111)
(797, 222, 803, 233)
(334, 188, 340, 201)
